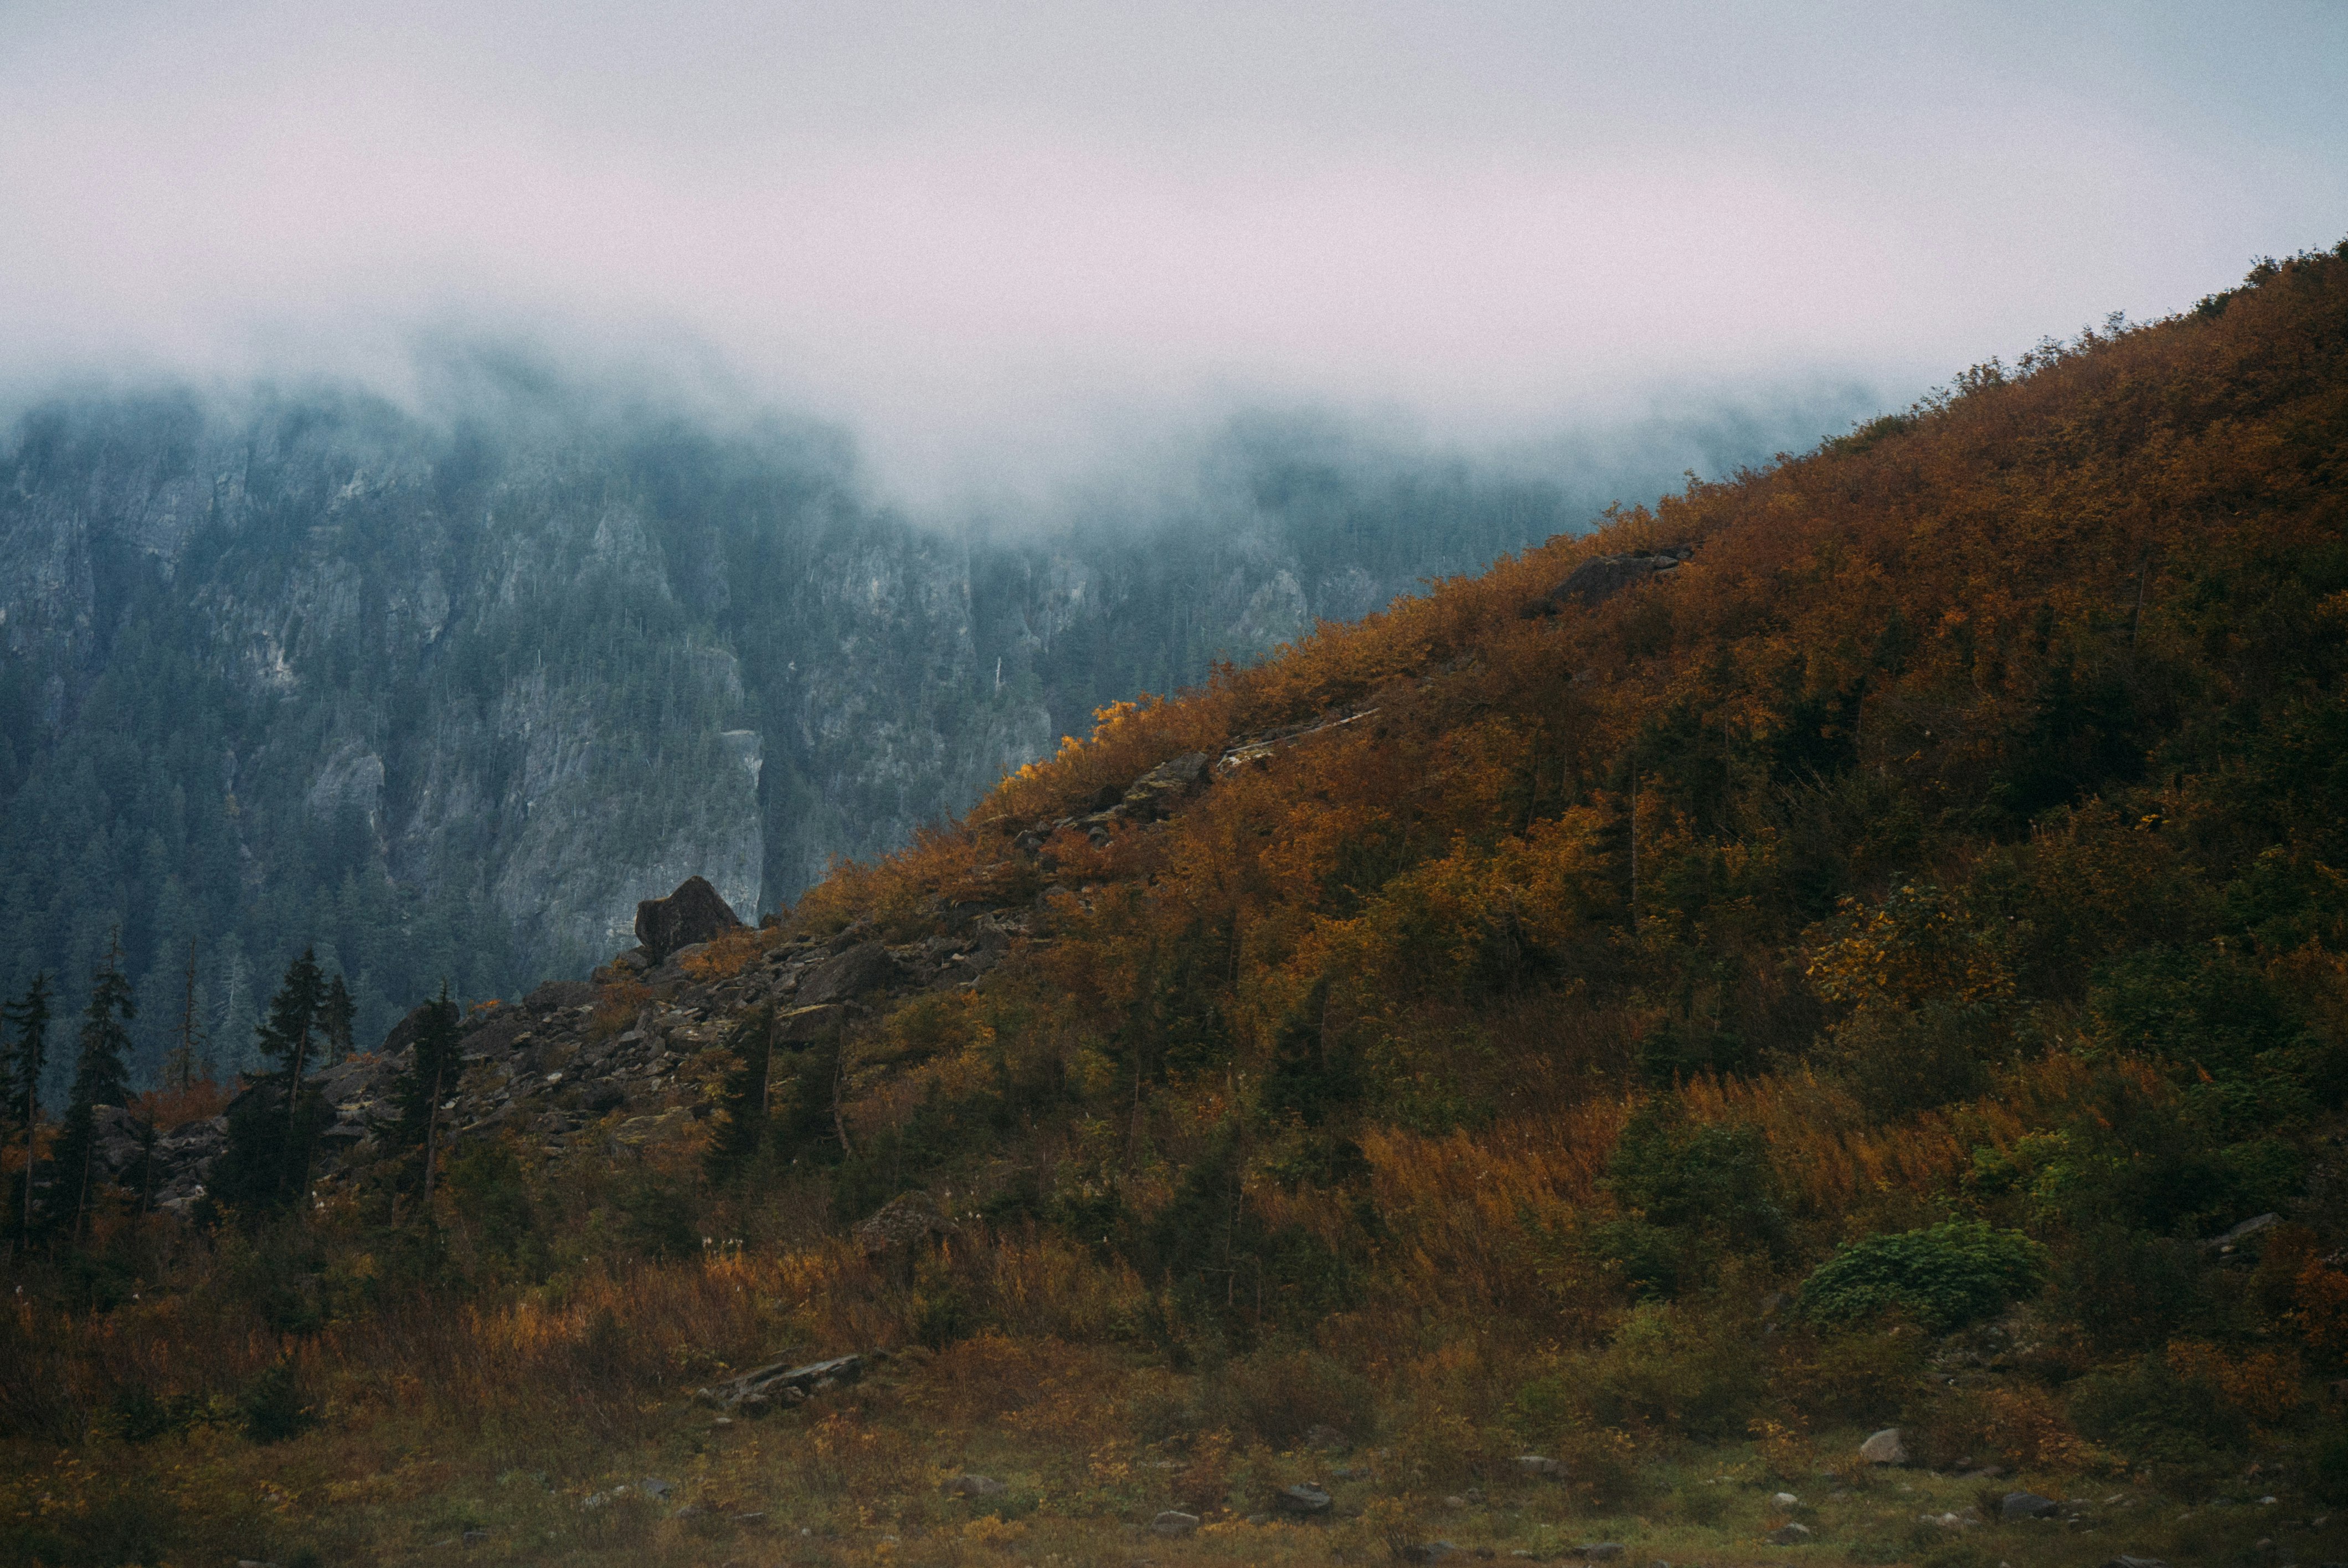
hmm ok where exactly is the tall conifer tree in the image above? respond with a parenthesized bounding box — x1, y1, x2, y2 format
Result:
(2, 973, 52, 1246)
(392, 984, 461, 1206)
(54, 933, 136, 1245)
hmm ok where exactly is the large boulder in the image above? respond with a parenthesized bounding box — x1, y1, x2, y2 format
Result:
(634, 875, 744, 963)
(1859, 1427, 1909, 1465)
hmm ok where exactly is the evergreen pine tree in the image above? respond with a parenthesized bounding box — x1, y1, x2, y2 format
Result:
(257, 948, 325, 1203)
(704, 1005, 775, 1183)
(212, 948, 334, 1217)
(2, 973, 52, 1247)
(53, 933, 136, 1245)
(162, 937, 206, 1092)
(320, 973, 355, 1069)
(390, 984, 461, 1206)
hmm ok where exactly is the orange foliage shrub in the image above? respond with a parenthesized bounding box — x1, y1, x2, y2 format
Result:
(681, 925, 770, 982)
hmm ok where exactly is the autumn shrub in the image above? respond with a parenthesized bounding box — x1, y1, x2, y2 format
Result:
(1798, 1220, 2049, 1333)
(1913, 1383, 2084, 1472)
(1206, 1344, 1374, 1450)
(2069, 1351, 2251, 1463)
(1774, 1324, 1928, 1426)
(1814, 1000, 2001, 1118)
(589, 977, 651, 1042)
(683, 926, 769, 983)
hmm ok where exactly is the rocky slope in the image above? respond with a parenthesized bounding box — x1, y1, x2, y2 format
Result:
(0, 373, 1835, 1074)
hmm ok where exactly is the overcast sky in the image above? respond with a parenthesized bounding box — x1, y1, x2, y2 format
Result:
(2, 1, 2343, 499)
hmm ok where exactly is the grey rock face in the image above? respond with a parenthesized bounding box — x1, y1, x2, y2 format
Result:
(1150, 1511, 1199, 1538)
(797, 942, 897, 1006)
(2001, 1492, 2061, 1520)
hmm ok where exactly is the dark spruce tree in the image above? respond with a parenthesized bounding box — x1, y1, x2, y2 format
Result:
(389, 984, 461, 1206)
(320, 974, 355, 1069)
(210, 948, 337, 1218)
(705, 1005, 776, 1183)
(52, 936, 136, 1245)
(2, 972, 52, 1247)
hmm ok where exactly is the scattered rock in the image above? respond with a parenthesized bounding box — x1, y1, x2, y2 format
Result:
(1150, 1510, 1199, 1538)
(635, 875, 744, 963)
(1516, 1454, 1567, 1478)
(1772, 1493, 1800, 1509)
(1764, 1524, 1812, 1545)
(641, 1478, 673, 1500)
(693, 1353, 864, 1413)
(1278, 1483, 1332, 1516)
(1859, 1427, 1908, 1465)
(944, 1475, 1008, 1497)
(461, 1528, 490, 1545)
(1582, 1545, 1627, 1561)
(2002, 1492, 2061, 1520)
(1398, 1543, 1455, 1564)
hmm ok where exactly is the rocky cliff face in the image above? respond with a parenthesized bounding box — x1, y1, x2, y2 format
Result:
(0, 373, 1839, 1076)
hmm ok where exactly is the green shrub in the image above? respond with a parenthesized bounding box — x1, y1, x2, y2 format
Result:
(1797, 1220, 2048, 1333)
(1604, 1105, 1786, 1258)
(1581, 1301, 1765, 1440)
(239, 1355, 313, 1445)
(2052, 1224, 2212, 1353)
(2069, 1354, 2248, 1463)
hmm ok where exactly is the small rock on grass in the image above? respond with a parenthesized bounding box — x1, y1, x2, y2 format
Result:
(2001, 1492, 2061, 1520)
(1398, 1543, 1454, 1564)
(1764, 1523, 1812, 1545)
(1150, 1510, 1199, 1538)
(944, 1474, 1008, 1497)
(1278, 1483, 1333, 1515)
(1582, 1545, 1627, 1561)
(1516, 1454, 1566, 1478)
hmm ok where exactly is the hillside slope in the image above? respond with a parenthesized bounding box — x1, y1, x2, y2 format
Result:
(8, 244, 2348, 1568)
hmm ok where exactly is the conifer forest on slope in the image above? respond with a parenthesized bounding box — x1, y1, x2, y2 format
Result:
(6, 244, 2348, 1568)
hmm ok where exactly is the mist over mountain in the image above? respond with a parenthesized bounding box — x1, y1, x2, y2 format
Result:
(0, 359, 1869, 1088)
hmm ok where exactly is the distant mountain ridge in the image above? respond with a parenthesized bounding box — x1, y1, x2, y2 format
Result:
(0, 370, 1841, 1080)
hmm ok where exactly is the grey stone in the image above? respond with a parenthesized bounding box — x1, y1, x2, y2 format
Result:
(1516, 1454, 1567, 1478)
(1582, 1546, 1628, 1561)
(1151, 1510, 1199, 1538)
(1764, 1524, 1812, 1545)
(641, 1478, 673, 1499)
(1278, 1483, 1332, 1515)
(1859, 1427, 1908, 1465)
(2002, 1492, 2061, 1520)
(1398, 1543, 1455, 1564)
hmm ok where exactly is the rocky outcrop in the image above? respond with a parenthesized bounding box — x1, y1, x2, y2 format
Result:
(693, 1354, 866, 1414)
(635, 876, 744, 963)
(797, 941, 897, 1006)
(1528, 546, 1693, 614)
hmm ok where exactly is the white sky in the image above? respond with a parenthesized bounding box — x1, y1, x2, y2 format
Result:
(2, 1, 2343, 500)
